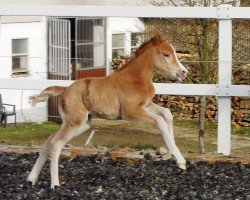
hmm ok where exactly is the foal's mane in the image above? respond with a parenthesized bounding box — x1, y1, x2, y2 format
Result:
(114, 34, 163, 72)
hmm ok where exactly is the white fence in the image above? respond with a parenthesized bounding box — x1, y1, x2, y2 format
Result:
(0, 5, 249, 155)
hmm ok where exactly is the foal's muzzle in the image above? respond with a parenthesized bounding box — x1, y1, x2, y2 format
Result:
(173, 66, 188, 82)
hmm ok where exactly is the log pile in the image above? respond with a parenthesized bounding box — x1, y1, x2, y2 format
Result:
(232, 97, 250, 127)
(111, 57, 250, 127)
(152, 95, 250, 127)
(110, 56, 130, 71)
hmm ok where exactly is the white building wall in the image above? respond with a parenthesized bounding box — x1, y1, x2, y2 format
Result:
(106, 17, 145, 74)
(0, 20, 48, 123)
(108, 17, 144, 54)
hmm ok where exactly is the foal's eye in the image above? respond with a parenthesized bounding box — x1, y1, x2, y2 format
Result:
(163, 54, 169, 57)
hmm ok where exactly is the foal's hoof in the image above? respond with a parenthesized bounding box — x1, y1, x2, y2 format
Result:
(52, 185, 60, 190)
(178, 163, 187, 170)
(51, 184, 60, 190)
(27, 176, 37, 185)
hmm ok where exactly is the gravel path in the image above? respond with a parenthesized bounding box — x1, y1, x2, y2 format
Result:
(0, 152, 249, 200)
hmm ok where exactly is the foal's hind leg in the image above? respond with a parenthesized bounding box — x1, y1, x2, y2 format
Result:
(49, 113, 91, 188)
(27, 111, 91, 188)
(27, 133, 55, 185)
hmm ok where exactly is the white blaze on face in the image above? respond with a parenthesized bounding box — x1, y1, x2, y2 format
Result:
(175, 52, 188, 75)
(170, 44, 188, 81)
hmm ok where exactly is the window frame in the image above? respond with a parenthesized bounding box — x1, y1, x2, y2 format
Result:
(11, 38, 29, 76)
(112, 33, 125, 58)
(75, 18, 106, 69)
(131, 32, 144, 53)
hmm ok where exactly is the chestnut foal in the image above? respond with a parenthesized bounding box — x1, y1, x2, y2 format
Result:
(27, 31, 188, 189)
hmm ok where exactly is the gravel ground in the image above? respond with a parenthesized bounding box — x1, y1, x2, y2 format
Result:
(0, 152, 249, 200)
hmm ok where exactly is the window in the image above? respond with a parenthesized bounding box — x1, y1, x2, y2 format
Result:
(112, 34, 125, 58)
(131, 33, 144, 53)
(76, 18, 105, 69)
(12, 39, 29, 75)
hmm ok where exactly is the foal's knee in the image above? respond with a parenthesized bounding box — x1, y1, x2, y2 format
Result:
(163, 108, 173, 123)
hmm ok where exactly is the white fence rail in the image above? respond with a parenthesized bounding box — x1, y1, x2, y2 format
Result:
(0, 5, 249, 19)
(0, 5, 249, 155)
(0, 79, 249, 97)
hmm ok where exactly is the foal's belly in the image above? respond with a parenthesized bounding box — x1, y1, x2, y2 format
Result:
(89, 95, 121, 120)
(91, 111, 122, 120)
(86, 76, 122, 120)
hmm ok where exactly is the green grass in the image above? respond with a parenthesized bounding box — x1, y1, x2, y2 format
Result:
(174, 118, 217, 130)
(0, 122, 59, 145)
(0, 119, 248, 147)
(132, 143, 156, 150)
(232, 126, 250, 137)
(174, 118, 249, 136)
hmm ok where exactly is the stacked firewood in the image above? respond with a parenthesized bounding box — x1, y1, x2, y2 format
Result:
(232, 97, 250, 127)
(153, 95, 250, 127)
(152, 95, 215, 120)
(111, 57, 250, 127)
(110, 56, 130, 71)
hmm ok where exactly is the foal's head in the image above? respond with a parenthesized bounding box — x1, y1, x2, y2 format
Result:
(151, 31, 188, 82)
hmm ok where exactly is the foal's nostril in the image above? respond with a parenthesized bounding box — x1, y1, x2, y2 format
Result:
(181, 69, 188, 75)
(181, 70, 188, 75)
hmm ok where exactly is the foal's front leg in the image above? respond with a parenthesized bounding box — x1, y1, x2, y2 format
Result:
(147, 101, 175, 138)
(126, 108, 186, 169)
(154, 115, 186, 169)
(146, 103, 186, 169)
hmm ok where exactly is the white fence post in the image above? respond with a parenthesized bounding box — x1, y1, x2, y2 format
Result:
(217, 5, 232, 155)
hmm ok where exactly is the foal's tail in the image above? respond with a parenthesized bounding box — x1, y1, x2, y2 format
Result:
(29, 86, 66, 106)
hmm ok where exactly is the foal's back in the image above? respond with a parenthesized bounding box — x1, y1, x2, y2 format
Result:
(62, 74, 122, 119)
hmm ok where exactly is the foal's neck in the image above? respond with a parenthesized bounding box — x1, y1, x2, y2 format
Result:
(126, 48, 154, 83)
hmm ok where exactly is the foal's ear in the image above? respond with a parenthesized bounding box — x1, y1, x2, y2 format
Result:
(153, 30, 164, 45)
